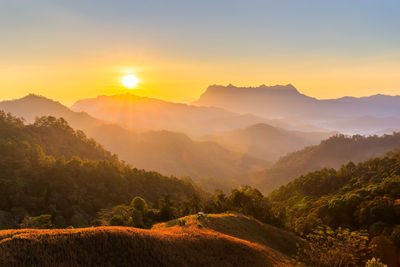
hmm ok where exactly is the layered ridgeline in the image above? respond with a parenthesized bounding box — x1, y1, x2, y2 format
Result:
(269, 150, 400, 266)
(324, 116, 400, 135)
(244, 133, 400, 193)
(201, 123, 334, 162)
(71, 93, 333, 178)
(72, 93, 320, 136)
(0, 95, 266, 189)
(0, 112, 198, 229)
(193, 84, 400, 135)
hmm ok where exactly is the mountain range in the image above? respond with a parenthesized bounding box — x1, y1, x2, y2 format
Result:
(3, 84, 400, 193)
(0, 95, 267, 190)
(193, 84, 400, 134)
(72, 93, 325, 136)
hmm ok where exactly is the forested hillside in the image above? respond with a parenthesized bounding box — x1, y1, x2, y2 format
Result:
(0, 111, 116, 161)
(0, 112, 199, 229)
(269, 150, 400, 265)
(248, 134, 400, 193)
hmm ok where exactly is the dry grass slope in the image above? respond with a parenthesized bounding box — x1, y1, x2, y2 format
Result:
(0, 224, 292, 267)
(154, 213, 302, 258)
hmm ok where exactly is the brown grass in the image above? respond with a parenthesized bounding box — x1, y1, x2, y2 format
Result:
(154, 213, 303, 257)
(0, 224, 292, 267)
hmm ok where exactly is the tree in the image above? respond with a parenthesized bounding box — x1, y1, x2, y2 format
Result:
(20, 214, 52, 229)
(109, 215, 124, 226)
(130, 208, 144, 228)
(370, 236, 397, 267)
(205, 190, 228, 213)
(159, 195, 176, 221)
(228, 186, 274, 223)
(298, 226, 370, 267)
(131, 197, 148, 213)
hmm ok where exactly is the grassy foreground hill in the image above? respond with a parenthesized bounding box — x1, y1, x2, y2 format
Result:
(153, 213, 302, 258)
(0, 217, 294, 266)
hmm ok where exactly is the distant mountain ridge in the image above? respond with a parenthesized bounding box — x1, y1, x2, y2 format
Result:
(71, 93, 325, 135)
(72, 93, 235, 135)
(193, 84, 313, 118)
(322, 115, 400, 135)
(0, 94, 105, 129)
(193, 84, 400, 119)
(201, 123, 335, 162)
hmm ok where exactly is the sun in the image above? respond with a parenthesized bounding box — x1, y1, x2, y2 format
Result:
(122, 74, 139, 89)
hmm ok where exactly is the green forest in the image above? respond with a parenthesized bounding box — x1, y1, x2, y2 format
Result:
(269, 150, 400, 265)
(253, 133, 400, 193)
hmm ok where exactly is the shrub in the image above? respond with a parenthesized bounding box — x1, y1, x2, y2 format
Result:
(20, 214, 52, 229)
(365, 257, 387, 267)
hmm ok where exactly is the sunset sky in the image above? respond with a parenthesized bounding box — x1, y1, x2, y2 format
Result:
(1, 0, 400, 104)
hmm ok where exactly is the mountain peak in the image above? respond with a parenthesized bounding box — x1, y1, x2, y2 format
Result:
(0, 94, 73, 122)
(193, 83, 316, 117)
(21, 93, 57, 102)
(202, 84, 301, 96)
(0, 94, 66, 107)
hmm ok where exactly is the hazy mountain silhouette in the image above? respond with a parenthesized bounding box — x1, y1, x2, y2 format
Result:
(375, 128, 400, 135)
(0, 95, 266, 189)
(193, 84, 400, 120)
(242, 133, 400, 193)
(201, 123, 335, 162)
(323, 115, 400, 135)
(193, 84, 311, 118)
(0, 94, 106, 129)
(72, 93, 323, 135)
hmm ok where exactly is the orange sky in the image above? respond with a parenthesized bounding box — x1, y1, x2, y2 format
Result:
(1, 51, 400, 105)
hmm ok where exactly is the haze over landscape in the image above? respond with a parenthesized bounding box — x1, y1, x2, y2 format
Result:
(1, 1, 400, 266)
